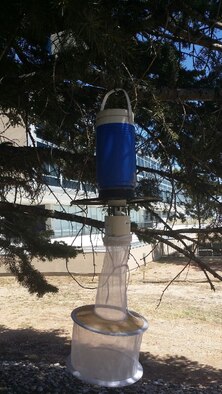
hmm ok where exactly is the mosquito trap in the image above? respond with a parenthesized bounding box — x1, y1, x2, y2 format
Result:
(67, 89, 156, 387)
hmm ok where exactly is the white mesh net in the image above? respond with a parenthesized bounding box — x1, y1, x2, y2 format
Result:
(94, 235, 131, 321)
(70, 233, 148, 386)
(70, 317, 144, 383)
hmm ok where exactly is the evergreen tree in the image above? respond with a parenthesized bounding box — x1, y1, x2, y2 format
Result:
(0, 0, 222, 294)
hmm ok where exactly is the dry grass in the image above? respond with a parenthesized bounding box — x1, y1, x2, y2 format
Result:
(0, 255, 222, 386)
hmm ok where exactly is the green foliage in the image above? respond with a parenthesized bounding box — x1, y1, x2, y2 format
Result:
(7, 254, 58, 298)
(135, 177, 160, 200)
(0, 207, 81, 295)
(0, 0, 222, 293)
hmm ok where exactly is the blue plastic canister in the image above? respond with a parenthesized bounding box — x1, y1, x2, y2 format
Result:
(96, 89, 136, 199)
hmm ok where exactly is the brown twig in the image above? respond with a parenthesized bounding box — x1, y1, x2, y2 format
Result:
(156, 261, 191, 308)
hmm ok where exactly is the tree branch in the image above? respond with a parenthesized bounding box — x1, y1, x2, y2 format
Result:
(156, 261, 191, 307)
(179, 1, 222, 31)
(1, 201, 222, 236)
(153, 234, 222, 284)
(163, 22, 222, 52)
(154, 87, 222, 102)
(135, 225, 222, 236)
(0, 201, 104, 230)
(1, 202, 222, 288)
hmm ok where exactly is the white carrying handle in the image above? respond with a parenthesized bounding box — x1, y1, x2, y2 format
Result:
(100, 88, 133, 123)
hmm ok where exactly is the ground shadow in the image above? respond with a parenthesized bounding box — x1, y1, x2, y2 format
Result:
(140, 351, 222, 387)
(0, 325, 70, 364)
(0, 325, 221, 392)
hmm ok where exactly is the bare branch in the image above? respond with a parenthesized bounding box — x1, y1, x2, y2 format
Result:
(153, 234, 222, 283)
(156, 261, 191, 308)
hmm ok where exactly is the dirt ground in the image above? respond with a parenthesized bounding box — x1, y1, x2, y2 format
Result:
(0, 255, 222, 387)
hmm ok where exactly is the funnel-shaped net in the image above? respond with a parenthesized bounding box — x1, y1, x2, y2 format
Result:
(94, 235, 131, 321)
